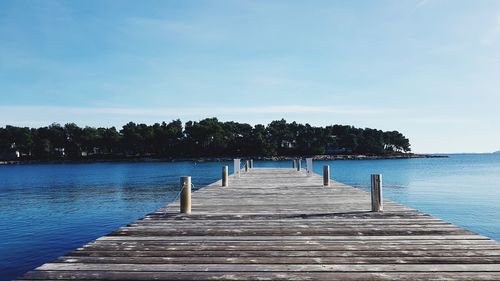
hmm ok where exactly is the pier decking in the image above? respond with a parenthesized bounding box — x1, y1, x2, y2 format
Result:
(19, 168, 500, 280)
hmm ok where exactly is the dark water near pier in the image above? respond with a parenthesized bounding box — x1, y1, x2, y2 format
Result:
(0, 154, 499, 280)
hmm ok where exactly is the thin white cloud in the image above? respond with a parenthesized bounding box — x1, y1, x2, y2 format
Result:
(0, 105, 402, 127)
(124, 17, 226, 42)
(496, 12, 500, 31)
(403, 117, 477, 125)
(413, 0, 430, 12)
(480, 11, 500, 46)
(0, 105, 400, 117)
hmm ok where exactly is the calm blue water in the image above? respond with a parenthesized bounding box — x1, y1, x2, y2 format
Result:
(0, 154, 499, 280)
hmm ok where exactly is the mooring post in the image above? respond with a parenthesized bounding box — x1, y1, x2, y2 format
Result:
(222, 166, 228, 187)
(297, 159, 301, 171)
(292, 159, 296, 168)
(371, 174, 383, 212)
(250, 159, 254, 169)
(234, 159, 241, 178)
(323, 165, 330, 186)
(306, 158, 313, 177)
(180, 176, 192, 214)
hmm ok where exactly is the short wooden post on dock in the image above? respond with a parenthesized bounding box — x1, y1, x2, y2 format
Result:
(306, 157, 313, 177)
(222, 166, 228, 187)
(323, 165, 330, 186)
(180, 176, 192, 214)
(371, 174, 383, 212)
(292, 159, 296, 168)
(250, 159, 254, 169)
(297, 159, 301, 171)
(234, 159, 241, 178)
(245, 160, 249, 172)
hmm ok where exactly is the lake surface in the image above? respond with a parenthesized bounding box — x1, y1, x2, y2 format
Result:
(1, 154, 499, 280)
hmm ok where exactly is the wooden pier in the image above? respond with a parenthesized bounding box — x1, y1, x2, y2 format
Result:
(19, 168, 500, 280)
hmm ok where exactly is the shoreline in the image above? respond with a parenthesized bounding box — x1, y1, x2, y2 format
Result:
(0, 154, 447, 165)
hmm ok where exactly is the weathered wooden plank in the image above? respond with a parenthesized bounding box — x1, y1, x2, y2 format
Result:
(68, 249, 500, 258)
(80, 243, 500, 251)
(56, 255, 500, 264)
(97, 234, 491, 241)
(86, 239, 500, 247)
(35, 262, 500, 272)
(18, 271, 500, 281)
(113, 228, 468, 235)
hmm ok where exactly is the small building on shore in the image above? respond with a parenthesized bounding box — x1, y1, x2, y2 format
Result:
(0, 149, 20, 161)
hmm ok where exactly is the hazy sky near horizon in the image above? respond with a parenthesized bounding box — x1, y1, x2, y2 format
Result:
(1, 0, 500, 153)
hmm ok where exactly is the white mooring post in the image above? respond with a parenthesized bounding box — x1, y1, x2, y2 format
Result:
(297, 159, 301, 171)
(306, 158, 313, 177)
(323, 165, 330, 187)
(222, 166, 228, 187)
(234, 159, 241, 178)
(180, 176, 192, 214)
(245, 160, 250, 172)
(250, 159, 254, 169)
(292, 159, 296, 169)
(371, 174, 383, 212)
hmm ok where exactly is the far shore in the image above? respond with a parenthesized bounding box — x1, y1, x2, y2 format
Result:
(0, 154, 447, 165)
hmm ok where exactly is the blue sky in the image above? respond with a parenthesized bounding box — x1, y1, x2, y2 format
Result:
(1, 0, 499, 153)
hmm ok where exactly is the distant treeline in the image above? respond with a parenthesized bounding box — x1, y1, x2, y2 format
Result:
(0, 118, 410, 160)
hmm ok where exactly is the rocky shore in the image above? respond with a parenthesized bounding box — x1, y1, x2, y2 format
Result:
(187, 154, 448, 162)
(0, 154, 447, 165)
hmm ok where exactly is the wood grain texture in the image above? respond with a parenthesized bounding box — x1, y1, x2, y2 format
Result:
(18, 168, 500, 280)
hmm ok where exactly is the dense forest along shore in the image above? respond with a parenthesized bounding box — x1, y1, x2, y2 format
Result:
(1, 118, 416, 162)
